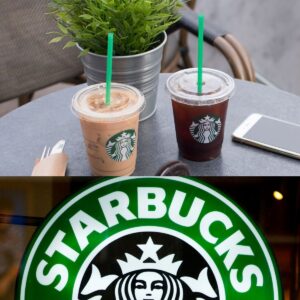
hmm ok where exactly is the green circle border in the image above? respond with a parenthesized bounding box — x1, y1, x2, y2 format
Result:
(15, 177, 283, 300)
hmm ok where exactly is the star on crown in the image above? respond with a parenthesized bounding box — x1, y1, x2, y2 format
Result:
(81, 237, 217, 298)
(117, 237, 182, 275)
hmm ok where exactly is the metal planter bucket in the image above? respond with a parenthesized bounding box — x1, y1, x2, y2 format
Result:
(77, 32, 167, 121)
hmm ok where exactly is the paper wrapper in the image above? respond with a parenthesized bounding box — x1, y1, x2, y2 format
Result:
(31, 153, 68, 176)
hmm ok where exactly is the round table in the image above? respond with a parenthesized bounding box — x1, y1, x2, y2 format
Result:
(1, 74, 300, 176)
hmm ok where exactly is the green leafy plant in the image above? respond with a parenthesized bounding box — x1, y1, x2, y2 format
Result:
(49, 0, 182, 56)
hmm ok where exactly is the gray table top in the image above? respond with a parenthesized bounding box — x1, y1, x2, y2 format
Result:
(1, 74, 300, 176)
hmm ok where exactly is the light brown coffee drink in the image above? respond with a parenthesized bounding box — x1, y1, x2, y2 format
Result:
(72, 83, 145, 176)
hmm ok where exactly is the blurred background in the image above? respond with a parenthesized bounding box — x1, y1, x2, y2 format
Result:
(1, 0, 300, 116)
(0, 177, 299, 299)
(191, 0, 300, 94)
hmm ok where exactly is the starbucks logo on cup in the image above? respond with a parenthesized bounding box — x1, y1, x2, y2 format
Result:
(106, 129, 136, 161)
(17, 177, 282, 300)
(190, 115, 222, 144)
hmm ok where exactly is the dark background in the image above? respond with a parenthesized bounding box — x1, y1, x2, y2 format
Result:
(0, 177, 299, 299)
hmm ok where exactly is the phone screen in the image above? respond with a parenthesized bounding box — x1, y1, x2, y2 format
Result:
(244, 116, 300, 153)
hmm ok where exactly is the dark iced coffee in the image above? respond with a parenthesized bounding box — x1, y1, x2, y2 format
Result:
(167, 68, 235, 161)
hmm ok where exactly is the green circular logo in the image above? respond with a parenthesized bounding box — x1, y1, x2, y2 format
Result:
(190, 115, 222, 144)
(16, 177, 282, 300)
(106, 130, 136, 161)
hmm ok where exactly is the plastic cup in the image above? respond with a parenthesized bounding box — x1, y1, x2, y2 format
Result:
(72, 83, 145, 176)
(166, 68, 235, 161)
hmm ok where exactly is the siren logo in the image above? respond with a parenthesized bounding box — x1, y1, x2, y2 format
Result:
(106, 130, 136, 161)
(16, 178, 282, 300)
(78, 235, 219, 300)
(189, 115, 221, 144)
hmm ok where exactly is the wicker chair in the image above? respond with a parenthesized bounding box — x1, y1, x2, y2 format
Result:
(162, 0, 255, 82)
(0, 0, 83, 106)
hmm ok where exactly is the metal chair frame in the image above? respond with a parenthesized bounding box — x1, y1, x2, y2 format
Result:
(163, 1, 256, 82)
(2, 0, 256, 111)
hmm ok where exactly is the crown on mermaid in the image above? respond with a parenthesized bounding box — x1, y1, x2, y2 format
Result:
(117, 237, 182, 275)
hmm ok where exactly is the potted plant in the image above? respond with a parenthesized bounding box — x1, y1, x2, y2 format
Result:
(48, 0, 181, 120)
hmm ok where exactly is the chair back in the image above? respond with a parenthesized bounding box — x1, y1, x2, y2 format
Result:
(162, 0, 256, 81)
(0, 0, 83, 103)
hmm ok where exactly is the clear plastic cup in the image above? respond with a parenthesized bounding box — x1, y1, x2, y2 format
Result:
(167, 68, 235, 161)
(72, 83, 145, 176)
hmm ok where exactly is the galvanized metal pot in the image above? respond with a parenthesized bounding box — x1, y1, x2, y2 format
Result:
(77, 32, 167, 121)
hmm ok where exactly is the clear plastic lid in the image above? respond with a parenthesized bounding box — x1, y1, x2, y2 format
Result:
(72, 83, 145, 121)
(166, 68, 235, 105)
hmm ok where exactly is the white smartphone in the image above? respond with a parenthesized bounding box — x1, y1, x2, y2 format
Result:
(232, 113, 300, 159)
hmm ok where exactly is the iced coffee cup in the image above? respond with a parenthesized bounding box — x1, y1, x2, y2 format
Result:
(166, 68, 235, 161)
(72, 83, 145, 176)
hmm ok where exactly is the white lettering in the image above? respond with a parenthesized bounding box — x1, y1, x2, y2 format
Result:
(230, 265, 264, 293)
(70, 210, 107, 251)
(169, 191, 205, 226)
(46, 230, 79, 262)
(99, 191, 136, 227)
(200, 211, 233, 244)
(215, 230, 254, 270)
(36, 260, 68, 291)
(37, 186, 265, 296)
(138, 187, 167, 219)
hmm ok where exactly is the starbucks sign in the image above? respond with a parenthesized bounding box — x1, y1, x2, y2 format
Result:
(16, 177, 282, 300)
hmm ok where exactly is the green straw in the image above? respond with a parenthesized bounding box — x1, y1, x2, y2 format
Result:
(198, 15, 204, 94)
(105, 33, 114, 105)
